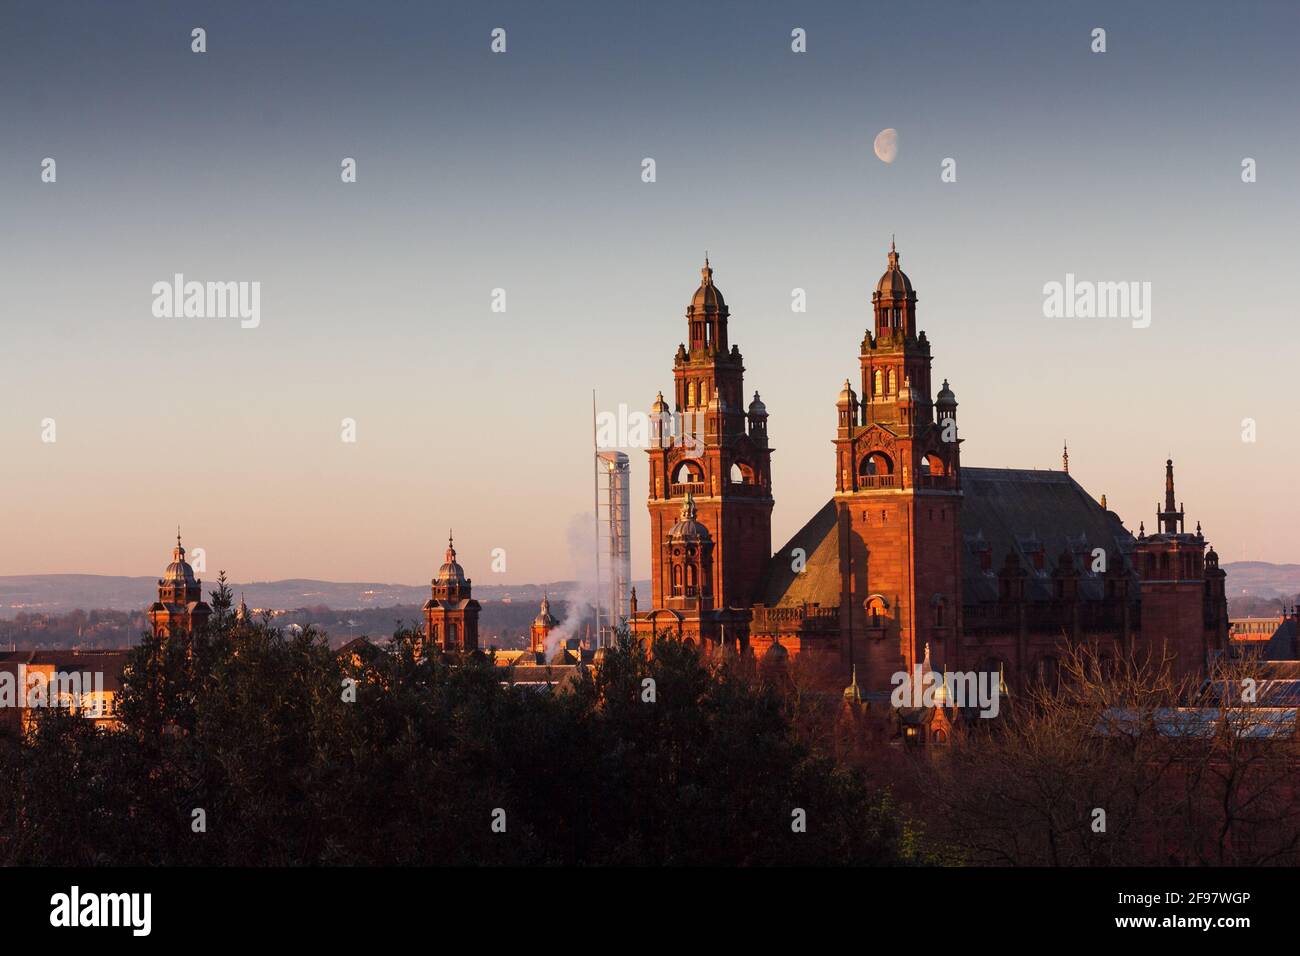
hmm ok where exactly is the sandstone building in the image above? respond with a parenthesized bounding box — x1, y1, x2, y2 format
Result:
(629, 247, 1229, 691)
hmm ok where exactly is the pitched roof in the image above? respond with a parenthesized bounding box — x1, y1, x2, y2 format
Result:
(959, 467, 1137, 603)
(761, 499, 841, 608)
(758, 467, 1137, 610)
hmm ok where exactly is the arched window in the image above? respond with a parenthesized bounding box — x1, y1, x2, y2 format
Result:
(730, 462, 754, 484)
(686, 564, 697, 589)
(672, 460, 703, 484)
(859, 452, 893, 476)
(687, 382, 696, 406)
(887, 369, 896, 394)
(672, 566, 682, 595)
(874, 369, 883, 395)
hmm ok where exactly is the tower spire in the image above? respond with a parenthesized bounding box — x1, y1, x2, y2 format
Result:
(1062, 441, 1069, 473)
(1157, 459, 1184, 534)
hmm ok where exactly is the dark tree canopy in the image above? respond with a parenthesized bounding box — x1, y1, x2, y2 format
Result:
(0, 614, 916, 866)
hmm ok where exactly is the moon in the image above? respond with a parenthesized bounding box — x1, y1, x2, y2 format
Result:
(873, 128, 898, 164)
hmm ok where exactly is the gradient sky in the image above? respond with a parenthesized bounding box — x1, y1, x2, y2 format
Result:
(2, 0, 1297, 586)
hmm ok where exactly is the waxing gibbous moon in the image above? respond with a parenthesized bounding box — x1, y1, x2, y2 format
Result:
(873, 128, 898, 164)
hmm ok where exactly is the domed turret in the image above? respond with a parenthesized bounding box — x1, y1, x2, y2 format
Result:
(685, 256, 730, 353)
(435, 532, 469, 589)
(837, 378, 857, 407)
(871, 239, 918, 340)
(936, 378, 957, 409)
(430, 530, 473, 607)
(529, 594, 558, 654)
(668, 492, 711, 544)
(688, 256, 727, 315)
(162, 531, 198, 588)
(148, 527, 211, 637)
(534, 595, 557, 628)
(424, 529, 480, 653)
(874, 239, 914, 298)
(747, 391, 767, 419)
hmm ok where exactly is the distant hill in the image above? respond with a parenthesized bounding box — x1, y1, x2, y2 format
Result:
(5, 564, 1293, 619)
(1221, 562, 1300, 601)
(0, 574, 614, 618)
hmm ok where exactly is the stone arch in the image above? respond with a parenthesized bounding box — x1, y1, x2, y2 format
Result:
(672, 460, 704, 484)
(920, 452, 945, 477)
(859, 451, 894, 476)
(865, 593, 891, 627)
(730, 461, 756, 484)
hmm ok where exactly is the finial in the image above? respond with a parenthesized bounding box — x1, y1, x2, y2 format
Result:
(1100, 493, 1108, 510)
(890, 233, 895, 252)
(177, 525, 182, 547)
(1062, 441, 1069, 473)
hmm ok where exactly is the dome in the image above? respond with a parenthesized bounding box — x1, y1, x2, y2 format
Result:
(874, 241, 914, 298)
(688, 258, 727, 315)
(936, 378, 957, 407)
(836, 378, 857, 407)
(435, 533, 469, 587)
(651, 390, 669, 415)
(763, 640, 789, 663)
(932, 674, 949, 706)
(162, 532, 198, 586)
(747, 391, 767, 419)
(668, 492, 711, 543)
(535, 596, 557, 627)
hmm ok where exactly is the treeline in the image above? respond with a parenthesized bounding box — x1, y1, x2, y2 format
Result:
(0, 581, 918, 866)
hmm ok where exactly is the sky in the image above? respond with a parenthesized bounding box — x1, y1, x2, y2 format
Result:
(2, 0, 1297, 585)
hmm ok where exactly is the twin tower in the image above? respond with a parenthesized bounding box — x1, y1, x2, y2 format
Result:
(630, 243, 959, 678)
